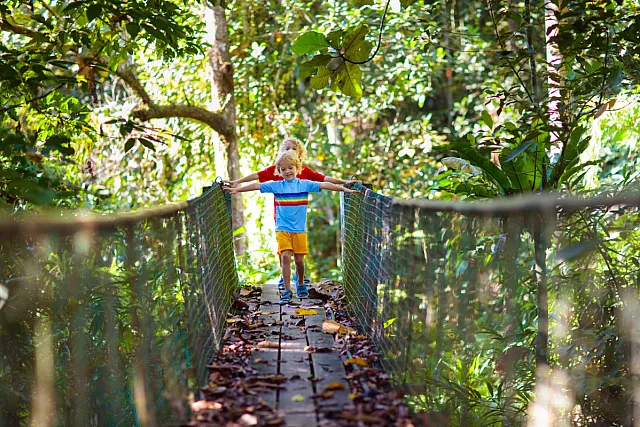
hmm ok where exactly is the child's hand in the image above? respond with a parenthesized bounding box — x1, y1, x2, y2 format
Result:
(345, 179, 360, 186)
(345, 188, 359, 194)
(222, 179, 237, 187)
(224, 186, 238, 194)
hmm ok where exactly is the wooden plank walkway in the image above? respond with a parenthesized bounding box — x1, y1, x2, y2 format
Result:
(246, 282, 354, 426)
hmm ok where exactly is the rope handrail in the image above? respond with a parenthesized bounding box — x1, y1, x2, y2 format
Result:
(341, 182, 640, 425)
(0, 201, 190, 234)
(390, 190, 640, 213)
(0, 182, 239, 427)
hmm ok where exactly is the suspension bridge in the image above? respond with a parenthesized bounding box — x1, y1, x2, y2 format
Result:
(2, 183, 640, 426)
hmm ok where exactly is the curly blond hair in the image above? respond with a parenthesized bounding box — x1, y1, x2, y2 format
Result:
(275, 150, 302, 177)
(277, 136, 307, 163)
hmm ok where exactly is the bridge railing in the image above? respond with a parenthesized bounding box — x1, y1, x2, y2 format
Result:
(341, 183, 640, 425)
(0, 183, 238, 426)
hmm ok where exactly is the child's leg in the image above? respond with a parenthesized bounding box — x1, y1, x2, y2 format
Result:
(281, 250, 293, 291)
(293, 254, 305, 287)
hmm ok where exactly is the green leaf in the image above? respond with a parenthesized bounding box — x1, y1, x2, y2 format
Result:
(86, 4, 102, 22)
(556, 240, 599, 262)
(138, 137, 155, 151)
(401, 0, 419, 7)
(126, 22, 140, 39)
(291, 31, 329, 55)
(481, 110, 493, 129)
(383, 317, 397, 328)
(326, 30, 343, 49)
(451, 141, 512, 194)
(142, 24, 166, 42)
(124, 138, 136, 153)
(299, 54, 331, 79)
(504, 140, 533, 163)
(310, 66, 331, 90)
(343, 25, 369, 51)
(345, 39, 372, 63)
(335, 62, 362, 98)
(233, 226, 246, 237)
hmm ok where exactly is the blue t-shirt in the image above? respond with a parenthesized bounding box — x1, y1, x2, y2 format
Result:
(260, 178, 322, 233)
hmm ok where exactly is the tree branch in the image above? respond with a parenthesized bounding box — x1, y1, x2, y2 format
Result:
(132, 105, 230, 135)
(0, 17, 41, 38)
(95, 57, 230, 134)
(95, 57, 156, 106)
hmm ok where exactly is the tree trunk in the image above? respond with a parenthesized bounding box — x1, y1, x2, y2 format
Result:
(205, 3, 246, 255)
(440, 0, 454, 128)
(534, 216, 548, 369)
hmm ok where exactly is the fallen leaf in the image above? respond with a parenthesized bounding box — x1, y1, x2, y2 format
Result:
(296, 308, 318, 316)
(348, 393, 359, 400)
(257, 340, 280, 349)
(345, 358, 368, 367)
(337, 412, 385, 423)
(253, 374, 287, 384)
(322, 320, 356, 336)
(324, 382, 346, 391)
(238, 413, 258, 426)
(313, 391, 334, 399)
(206, 386, 227, 395)
(304, 346, 333, 353)
(255, 310, 278, 315)
(291, 394, 305, 401)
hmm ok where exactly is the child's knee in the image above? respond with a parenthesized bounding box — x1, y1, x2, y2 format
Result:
(281, 251, 293, 262)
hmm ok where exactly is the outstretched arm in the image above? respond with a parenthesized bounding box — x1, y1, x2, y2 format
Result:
(323, 176, 359, 186)
(320, 182, 359, 194)
(224, 182, 261, 194)
(224, 173, 260, 187)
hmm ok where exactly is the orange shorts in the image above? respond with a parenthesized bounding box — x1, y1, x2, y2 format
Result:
(276, 231, 308, 255)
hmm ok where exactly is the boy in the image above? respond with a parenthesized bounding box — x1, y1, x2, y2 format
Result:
(225, 150, 358, 303)
(225, 136, 357, 289)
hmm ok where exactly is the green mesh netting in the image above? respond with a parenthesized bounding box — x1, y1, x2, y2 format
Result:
(341, 183, 640, 426)
(0, 183, 238, 427)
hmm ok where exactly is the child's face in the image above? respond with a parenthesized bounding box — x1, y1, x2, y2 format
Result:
(278, 163, 297, 180)
(283, 141, 299, 157)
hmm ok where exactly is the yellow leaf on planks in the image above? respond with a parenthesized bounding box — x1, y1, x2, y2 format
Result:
(344, 358, 368, 367)
(291, 395, 305, 401)
(295, 308, 318, 316)
(324, 382, 346, 391)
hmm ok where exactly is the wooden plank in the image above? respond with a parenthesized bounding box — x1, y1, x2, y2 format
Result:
(246, 283, 281, 408)
(305, 308, 352, 416)
(277, 302, 317, 426)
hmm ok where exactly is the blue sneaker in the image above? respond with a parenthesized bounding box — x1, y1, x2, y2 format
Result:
(296, 282, 309, 299)
(278, 277, 285, 291)
(293, 273, 311, 285)
(280, 290, 293, 304)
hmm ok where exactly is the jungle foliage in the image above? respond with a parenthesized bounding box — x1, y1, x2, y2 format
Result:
(2, 0, 640, 424)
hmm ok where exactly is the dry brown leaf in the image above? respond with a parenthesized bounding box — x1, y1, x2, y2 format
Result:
(255, 310, 278, 315)
(322, 320, 356, 336)
(344, 358, 369, 367)
(254, 374, 287, 384)
(337, 412, 385, 424)
(257, 340, 279, 349)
